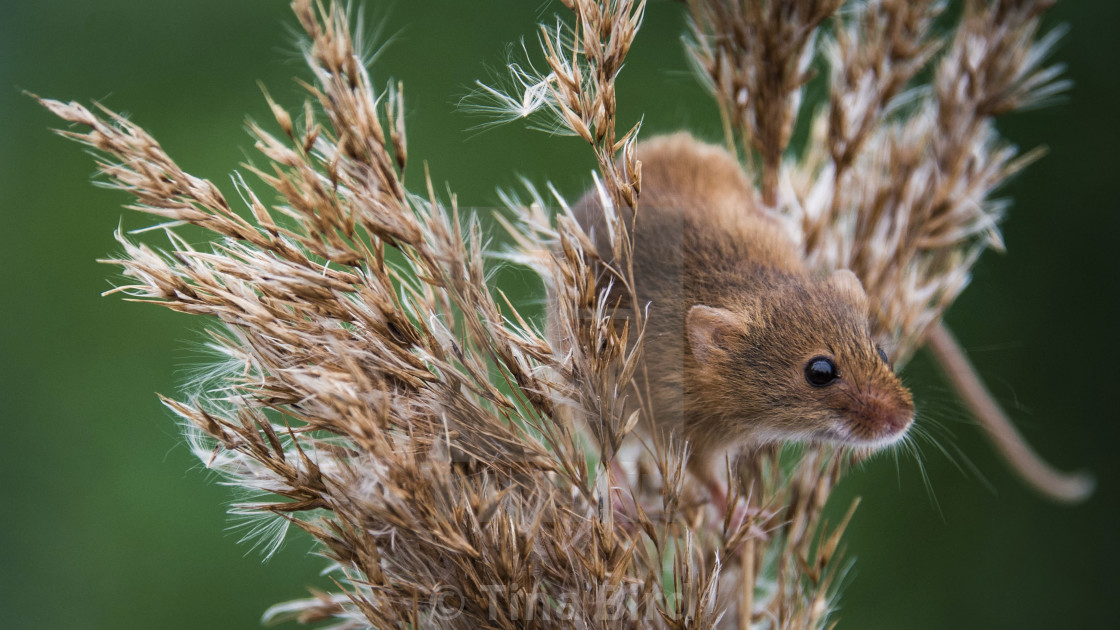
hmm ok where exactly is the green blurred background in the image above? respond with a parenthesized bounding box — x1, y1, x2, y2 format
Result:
(2, 1, 1117, 628)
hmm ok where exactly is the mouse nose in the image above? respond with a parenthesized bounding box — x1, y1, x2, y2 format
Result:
(861, 395, 914, 438)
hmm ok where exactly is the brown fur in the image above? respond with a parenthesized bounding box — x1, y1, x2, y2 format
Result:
(567, 133, 915, 485)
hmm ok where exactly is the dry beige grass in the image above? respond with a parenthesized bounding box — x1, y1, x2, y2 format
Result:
(38, 0, 1072, 627)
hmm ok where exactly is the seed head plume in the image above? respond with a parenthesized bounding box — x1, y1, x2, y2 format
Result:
(38, 0, 1074, 627)
(687, 0, 1068, 361)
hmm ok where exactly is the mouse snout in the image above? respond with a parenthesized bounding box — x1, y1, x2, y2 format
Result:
(848, 392, 914, 444)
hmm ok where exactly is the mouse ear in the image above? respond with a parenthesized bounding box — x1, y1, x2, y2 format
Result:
(828, 269, 869, 311)
(687, 305, 747, 366)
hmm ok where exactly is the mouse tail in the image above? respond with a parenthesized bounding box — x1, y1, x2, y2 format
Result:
(925, 321, 1095, 504)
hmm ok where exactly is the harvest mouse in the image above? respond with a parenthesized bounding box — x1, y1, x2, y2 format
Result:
(565, 133, 914, 509)
(561, 132, 1092, 508)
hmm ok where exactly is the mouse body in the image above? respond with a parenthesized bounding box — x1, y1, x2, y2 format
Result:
(565, 133, 915, 495)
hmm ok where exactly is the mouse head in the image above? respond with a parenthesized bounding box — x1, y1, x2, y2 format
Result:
(686, 269, 914, 449)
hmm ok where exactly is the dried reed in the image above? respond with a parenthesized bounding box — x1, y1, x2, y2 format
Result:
(38, 0, 1065, 627)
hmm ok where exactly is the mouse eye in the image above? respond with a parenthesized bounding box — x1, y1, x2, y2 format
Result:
(804, 356, 839, 387)
(876, 345, 889, 364)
